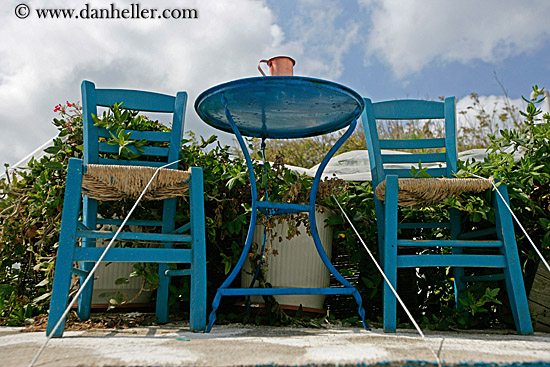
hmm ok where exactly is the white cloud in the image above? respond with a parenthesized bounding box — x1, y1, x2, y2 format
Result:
(361, 0, 550, 78)
(0, 0, 289, 166)
(283, 0, 360, 80)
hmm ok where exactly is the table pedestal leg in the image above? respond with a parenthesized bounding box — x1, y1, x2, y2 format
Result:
(307, 118, 368, 329)
(206, 99, 368, 332)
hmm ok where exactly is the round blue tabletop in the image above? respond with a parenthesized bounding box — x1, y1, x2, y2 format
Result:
(194, 76, 364, 139)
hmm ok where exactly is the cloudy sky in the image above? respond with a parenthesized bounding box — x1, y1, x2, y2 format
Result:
(1, 0, 550, 167)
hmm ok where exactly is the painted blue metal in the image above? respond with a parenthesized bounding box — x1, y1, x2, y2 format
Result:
(221, 287, 357, 296)
(195, 77, 367, 332)
(73, 248, 193, 263)
(46, 80, 207, 337)
(195, 76, 364, 139)
(397, 240, 503, 247)
(380, 138, 446, 149)
(361, 97, 533, 334)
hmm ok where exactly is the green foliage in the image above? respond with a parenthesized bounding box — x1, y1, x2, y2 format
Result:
(456, 85, 550, 262)
(422, 286, 503, 331)
(0, 101, 83, 324)
(93, 102, 170, 160)
(1, 85, 548, 332)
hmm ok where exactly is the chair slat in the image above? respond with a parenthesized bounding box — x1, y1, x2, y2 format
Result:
(382, 153, 446, 164)
(372, 100, 444, 120)
(380, 138, 445, 149)
(98, 129, 172, 142)
(96, 89, 175, 112)
(98, 142, 170, 157)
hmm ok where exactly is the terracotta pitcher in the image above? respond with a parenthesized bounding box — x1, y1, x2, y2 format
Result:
(258, 56, 295, 76)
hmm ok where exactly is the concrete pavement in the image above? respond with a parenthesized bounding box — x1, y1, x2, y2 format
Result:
(1, 324, 550, 366)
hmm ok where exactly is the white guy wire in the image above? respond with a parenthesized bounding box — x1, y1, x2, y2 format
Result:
(0, 135, 61, 179)
(332, 195, 443, 367)
(470, 173, 550, 274)
(29, 159, 181, 367)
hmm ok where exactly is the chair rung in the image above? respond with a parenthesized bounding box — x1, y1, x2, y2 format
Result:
(172, 223, 191, 234)
(76, 229, 192, 242)
(74, 247, 192, 263)
(398, 222, 451, 229)
(220, 287, 356, 296)
(70, 267, 90, 277)
(164, 269, 191, 277)
(256, 201, 310, 214)
(397, 254, 506, 268)
(96, 218, 163, 227)
(457, 228, 497, 240)
(397, 240, 502, 247)
(460, 274, 505, 282)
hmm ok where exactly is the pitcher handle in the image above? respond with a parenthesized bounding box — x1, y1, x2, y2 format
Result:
(257, 59, 269, 76)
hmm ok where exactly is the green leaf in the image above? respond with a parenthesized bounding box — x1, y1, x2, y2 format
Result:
(32, 292, 50, 303)
(43, 162, 63, 170)
(35, 278, 49, 287)
(114, 277, 130, 285)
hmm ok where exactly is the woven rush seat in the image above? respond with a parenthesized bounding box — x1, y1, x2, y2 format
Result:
(82, 164, 191, 201)
(375, 177, 492, 207)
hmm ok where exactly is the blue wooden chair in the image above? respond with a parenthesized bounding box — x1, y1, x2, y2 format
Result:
(361, 97, 533, 334)
(46, 80, 207, 337)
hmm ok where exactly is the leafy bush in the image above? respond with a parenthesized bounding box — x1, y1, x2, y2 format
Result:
(0, 100, 339, 325)
(325, 87, 550, 330)
(0, 101, 82, 325)
(1, 87, 548, 331)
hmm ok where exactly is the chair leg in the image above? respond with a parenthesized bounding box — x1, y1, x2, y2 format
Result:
(156, 263, 170, 324)
(450, 208, 466, 309)
(47, 159, 83, 337)
(493, 185, 533, 334)
(77, 197, 98, 321)
(383, 175, 399, 332)
(189, 167, 207, 331)
(156, 196, 179, 324)
(76, 259, 94, 321)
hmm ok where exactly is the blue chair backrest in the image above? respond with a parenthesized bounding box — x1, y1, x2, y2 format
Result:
(361, 97, 457, 187)
(81, 80, 187, 168)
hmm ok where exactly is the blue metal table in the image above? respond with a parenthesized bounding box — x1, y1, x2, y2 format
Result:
(195, 76, 367, 332)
